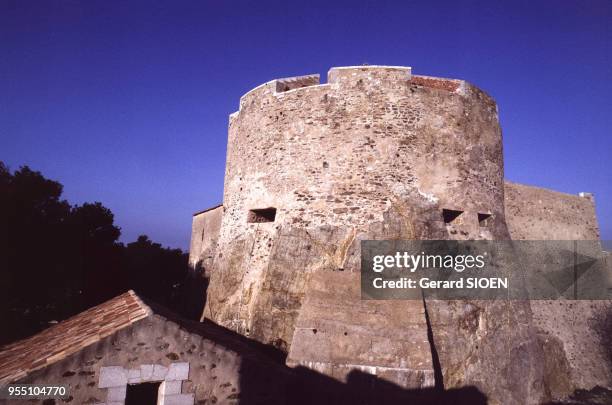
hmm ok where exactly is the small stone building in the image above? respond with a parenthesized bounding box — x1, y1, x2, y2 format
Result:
(0, 291, 293, 405)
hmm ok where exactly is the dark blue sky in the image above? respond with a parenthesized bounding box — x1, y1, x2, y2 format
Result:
(1, 0, 611, 249)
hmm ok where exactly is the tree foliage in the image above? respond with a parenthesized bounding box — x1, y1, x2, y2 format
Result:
(0, 162, 193, 345)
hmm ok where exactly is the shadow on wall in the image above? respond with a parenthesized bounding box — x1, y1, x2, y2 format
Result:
(179, 266, 486, 403)
(239, 359, 488, 405)
(543, 386, 612, 405)
(293, 367, 487, 405)
(178, 261, 209, 320)
(153, 300, 487, 404)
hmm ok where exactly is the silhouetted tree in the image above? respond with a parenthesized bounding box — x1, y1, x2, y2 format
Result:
(122, 235, 188, 310)
(0, 163, 78, 341)
(0, 162, 191, 345)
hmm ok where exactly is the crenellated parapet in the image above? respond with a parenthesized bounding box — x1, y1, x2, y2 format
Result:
(193, 65, 610, 405)
(203, 65, 521, 397)
(224, 65, 507, 243)
(233, 66, 498, 127)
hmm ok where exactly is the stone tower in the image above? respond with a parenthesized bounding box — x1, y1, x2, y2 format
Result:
(192, 66, 549, 404)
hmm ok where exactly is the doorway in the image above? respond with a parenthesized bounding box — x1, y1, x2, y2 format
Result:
(125, 381, 161, 404)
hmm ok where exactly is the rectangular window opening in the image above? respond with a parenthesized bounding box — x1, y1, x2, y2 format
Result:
(442, 209, 463, 224)
(125, 382, 161, 405)
(478, 213, 493, 227)
(248, 208, 277, 223)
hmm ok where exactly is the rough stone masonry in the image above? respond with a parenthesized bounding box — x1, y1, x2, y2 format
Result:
(189, 65, 612, 405)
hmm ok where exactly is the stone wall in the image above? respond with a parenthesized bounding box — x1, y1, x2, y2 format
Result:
(504, 181, 612, 399)
(188, 205, 223, 273)
(9, 313, 290, 404)
(504, 181, 600, 240)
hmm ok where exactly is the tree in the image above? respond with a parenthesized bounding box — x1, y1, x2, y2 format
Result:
(123, 235, 188, 310)
(0, 162, 193, 345)
(0, 163, 75, 340)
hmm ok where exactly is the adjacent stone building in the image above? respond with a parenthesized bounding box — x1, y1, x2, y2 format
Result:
(0, 291, 292, 404)
(189, 66, 611, 405)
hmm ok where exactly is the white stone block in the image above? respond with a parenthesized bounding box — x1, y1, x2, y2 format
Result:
(140, 364, 154, 381)
(161, 380, 182, 395)
(127, 368, 141, 383)
(107, 385, 127, 401)
(152, 364, 169, 380)
(161, 393, 194, 405)
(99, 366, 127, 388)
(165, 362, 189, 381)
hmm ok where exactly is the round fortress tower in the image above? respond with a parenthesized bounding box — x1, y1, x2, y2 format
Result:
(221, 66, 507, 241)
(205, 66, 508, 345)
(208, 66, 510, 337)
(203, 66, 542, 403)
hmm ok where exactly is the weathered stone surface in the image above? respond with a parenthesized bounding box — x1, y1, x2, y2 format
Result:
(205, 65, 510, 343)
(152, 364, 169, 380)
(106, 385, 126, 401)
(127, 367, 141, 383)
(188, 205, 223, 273)
(162, 380, 183, 395)
(505, 182, 612, 401)
(197, 66, 552, 404)
(426, 299, 545, 404)
(99, 366, 127, 388)
(140, 364, 154, 381)
(166, 362, 189, 381)
(504, 181, 600, 240)
(189, 65, 611, 404)
(287, 268, 435, 387)
(162, 393, 195, 405)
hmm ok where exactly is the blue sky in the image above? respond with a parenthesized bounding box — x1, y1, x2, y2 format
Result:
(1, 0, 610, 249)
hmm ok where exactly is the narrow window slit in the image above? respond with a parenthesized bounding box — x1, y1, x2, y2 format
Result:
(478, 213, 493, 227)
(248, 208, 277, 223)
(442, 209, 463, 224)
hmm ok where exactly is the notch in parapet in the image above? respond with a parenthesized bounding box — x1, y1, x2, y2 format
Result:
(275, 74, 320, 93)
(237, 74, 319, 110)
(236, 73, 320, 113)
(411, 75, 466, 94)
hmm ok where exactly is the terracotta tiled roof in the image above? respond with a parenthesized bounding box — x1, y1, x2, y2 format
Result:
(0, 290, 151, 385)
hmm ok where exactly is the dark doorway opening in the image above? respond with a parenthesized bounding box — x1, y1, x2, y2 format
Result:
(248, 208, 277, 223)
(125, 382, 161, 404)
(442, 209, 463, 224)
